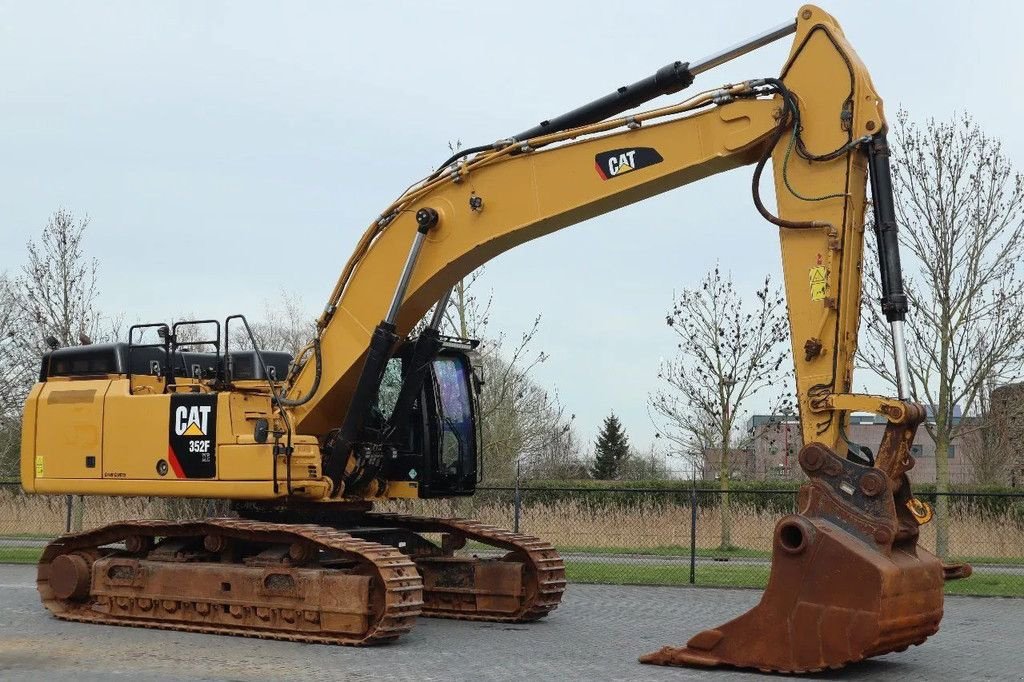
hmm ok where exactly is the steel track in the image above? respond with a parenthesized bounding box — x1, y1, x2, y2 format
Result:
(38, 518, 423, 646)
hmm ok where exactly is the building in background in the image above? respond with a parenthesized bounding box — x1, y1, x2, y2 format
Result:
(701, 447, 756, 481)
(704, 409, 976, 484)
(983, 382, 1024, 487)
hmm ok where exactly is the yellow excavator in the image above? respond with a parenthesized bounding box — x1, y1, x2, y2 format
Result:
(20, 5, 968, 673)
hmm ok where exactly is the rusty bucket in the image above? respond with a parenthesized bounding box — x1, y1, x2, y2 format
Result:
(640, 442, 957, 674)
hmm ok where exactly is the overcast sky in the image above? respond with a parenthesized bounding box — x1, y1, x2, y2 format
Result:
(2, 1, 1022, 455)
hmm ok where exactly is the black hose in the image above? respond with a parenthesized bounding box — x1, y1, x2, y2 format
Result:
(277, 336, 322, 407)
(750, 79, 819, 229)
(227, 314, 296, 495)
(426, 143, 497, 182)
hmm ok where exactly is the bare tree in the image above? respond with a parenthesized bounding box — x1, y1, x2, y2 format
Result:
(619, 443, 674, 481)
(3, 210, 101, 480)
(18, 209, 100, 349)
(13, 209, 102, 525)
(0, 273, 33, 409)
(472, 316, 574, 481)
(428, 267, 580, 481)
(650, 266, 789, 549)
(233, 291, 314, 357)
(650, 402, 717, 480)
(860, 112, 1024, 557)
(521, 404, 586, 480)
(445, 270, 487, 340)
(0, 273, 34, 478)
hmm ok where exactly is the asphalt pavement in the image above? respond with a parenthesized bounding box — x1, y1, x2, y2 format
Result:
(0, 564, 1019, 681)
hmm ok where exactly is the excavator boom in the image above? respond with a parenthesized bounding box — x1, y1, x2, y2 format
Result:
(283, 8, 891, 460)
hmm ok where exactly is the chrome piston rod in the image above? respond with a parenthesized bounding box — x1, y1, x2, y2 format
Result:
(427, 287, 453, 330)
(891, 320, 912, 400)
(385, 208, 439, 326)
(688, 20, 797, 76)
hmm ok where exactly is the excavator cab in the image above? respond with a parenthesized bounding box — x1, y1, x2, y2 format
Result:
(378, 338, 481, 498)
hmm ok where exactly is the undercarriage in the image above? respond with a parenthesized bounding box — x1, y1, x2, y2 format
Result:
(37, 512, 566, 645)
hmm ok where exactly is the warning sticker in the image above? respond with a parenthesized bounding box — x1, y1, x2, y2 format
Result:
(35, 456, 44, 478)
(809, 266, 827, 301)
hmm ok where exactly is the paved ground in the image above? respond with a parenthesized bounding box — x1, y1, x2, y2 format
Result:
(0, 564, 1019, 681)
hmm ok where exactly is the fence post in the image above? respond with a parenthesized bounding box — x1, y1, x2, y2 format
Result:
(513, 459, 522, 534)
(65, 495, 73, 533)
(73, 494, 85, 531)
(689, 482, 697, 585)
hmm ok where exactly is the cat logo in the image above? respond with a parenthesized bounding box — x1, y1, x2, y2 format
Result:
(168, 394, 218, 479)
(594, 147, 664, 180)
(606, 150, 637, 176)
(175, 404, 212, 437)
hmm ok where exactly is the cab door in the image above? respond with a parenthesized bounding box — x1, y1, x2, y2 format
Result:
(421, 353, 479, 497)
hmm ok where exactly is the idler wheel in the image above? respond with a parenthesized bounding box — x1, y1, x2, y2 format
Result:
(124, 534, 154, 554)
(50, 553, 92, 601)
(204, 534, 229, 553)
(289, 541, 316, 564)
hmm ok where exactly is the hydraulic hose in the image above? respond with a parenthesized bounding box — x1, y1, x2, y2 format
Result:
(277, 336, 322, 407)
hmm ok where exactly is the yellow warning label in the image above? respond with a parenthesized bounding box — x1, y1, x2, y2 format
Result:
(35, 455, 44, 478)
(809, 266, 827, 301)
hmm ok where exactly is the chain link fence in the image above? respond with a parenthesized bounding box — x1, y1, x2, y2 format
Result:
(486, 485, 1024, 597)
(2, 482, 1022, 597)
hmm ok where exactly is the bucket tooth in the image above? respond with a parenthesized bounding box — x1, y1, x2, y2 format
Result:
(943, 563, 972, 581)
(641, 442, 947, 673)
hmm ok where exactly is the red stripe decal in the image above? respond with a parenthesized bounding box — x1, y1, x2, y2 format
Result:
(167, 445, 185, 478)
(594, 161, 608, 180)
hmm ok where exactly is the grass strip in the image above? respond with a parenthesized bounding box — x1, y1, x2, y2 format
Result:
(0, 547, 43, 564)
(565, 560, 1024, 597)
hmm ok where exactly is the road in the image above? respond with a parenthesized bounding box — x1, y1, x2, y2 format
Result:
(0, 564, 1019, 681)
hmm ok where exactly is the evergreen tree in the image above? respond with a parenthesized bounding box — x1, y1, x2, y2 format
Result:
(591, 412, 630, 480)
